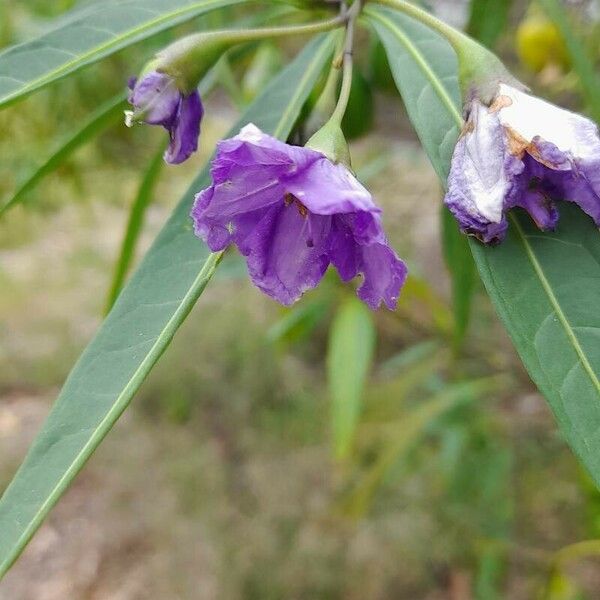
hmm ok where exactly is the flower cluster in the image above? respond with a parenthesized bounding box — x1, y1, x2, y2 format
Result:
(123, 7, 600, 311)
(445, 83, 600, 243)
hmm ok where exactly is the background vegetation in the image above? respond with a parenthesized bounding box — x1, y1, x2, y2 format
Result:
(1, 0, 600, 598)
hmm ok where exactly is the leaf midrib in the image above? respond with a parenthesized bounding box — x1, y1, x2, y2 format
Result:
(365, 7, 462, 127)
(510, 214, 600, 395)
(368, 5, 600, 396)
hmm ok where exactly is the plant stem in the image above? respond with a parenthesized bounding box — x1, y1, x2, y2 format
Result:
(172, 14, 347, 56)
(330, 1, 361, 125)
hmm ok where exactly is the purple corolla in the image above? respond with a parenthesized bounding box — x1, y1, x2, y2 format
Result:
(125, 71, 203, 164)
(191, 124, 407, 309)
(445, 83, 600, 243)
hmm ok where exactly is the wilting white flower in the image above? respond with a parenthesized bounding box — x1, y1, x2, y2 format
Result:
(445, 83, 600, 243)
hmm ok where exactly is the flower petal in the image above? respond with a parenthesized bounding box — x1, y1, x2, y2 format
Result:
(285, 157, 378, 215)
(243, 204, 331, 305)
(164, 90, 203, 164)
(356, 243, 407, 310)
(497, 83, 600, 161)
(329, 214, 406, 310)
(444, 101, 511, 243)
(130, 71, 180, 126)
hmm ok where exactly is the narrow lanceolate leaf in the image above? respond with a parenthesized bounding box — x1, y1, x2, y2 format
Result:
(366, 6, 461, 181)
(0, 33, 335, 577)
(0, 0, 246, 109)
(105, 144, 165, 313)
(472, 206, 600, 477)
(368, 5, 600, 487)
(367, 7, 475, 348)
(328, 297, 376, 460)
(1, 93, 126, 215)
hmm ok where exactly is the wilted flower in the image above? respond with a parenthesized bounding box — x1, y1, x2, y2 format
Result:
(125, 71, 203, 164)
(445, 83, 600, 243)
(191, 124, 407, 309)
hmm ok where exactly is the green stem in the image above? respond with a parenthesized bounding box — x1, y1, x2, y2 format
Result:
(161, 15, 348, 92)
(330, 1, 361, 125)
(167, 15, 346, 63)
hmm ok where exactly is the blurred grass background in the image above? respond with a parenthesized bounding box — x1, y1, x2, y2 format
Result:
(1, 0, 600, 598)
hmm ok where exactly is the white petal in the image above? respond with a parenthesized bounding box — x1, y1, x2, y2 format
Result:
(458, 101, 509, 223)
(497, 84, 600, 160)
(237, 123, 266, 143)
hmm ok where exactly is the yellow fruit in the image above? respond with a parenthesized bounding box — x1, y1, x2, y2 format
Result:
(516, 17, 569, 73)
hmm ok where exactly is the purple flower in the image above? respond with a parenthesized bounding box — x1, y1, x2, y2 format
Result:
(191, 124, 407, 309)
(125, 71, 203, 164)
(445, 83, 600, 243)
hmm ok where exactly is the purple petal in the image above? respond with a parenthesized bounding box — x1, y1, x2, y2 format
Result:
(243, 204, 331, 305)
(356, 243, 407, 310)
(285, 157, 378, 215)
(330, 214, 406, 309)
(130, 71, 180, 126)
(164, 90, 203, 164)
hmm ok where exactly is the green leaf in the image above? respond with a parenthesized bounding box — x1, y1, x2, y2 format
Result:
(328, 297, 376, 460)
(1, 92, 125, 215)
(345, 377, 500, 517)
(368, 5, 600, 487)
(472, 206, 600, 479)
(467, 0, 512, 48)
(442, 206, 477, 351)
(0, 33, 335, 578)
(0, 0, 247, 109)
(366, 5, 462, 181)
(105, 144, 165, 313)
(539, 0, 600, 122)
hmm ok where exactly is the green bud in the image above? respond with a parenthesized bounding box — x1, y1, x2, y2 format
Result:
(305, 119, 352, 168)
(454, 36, 525, 104)
(153, 32, 232, 93)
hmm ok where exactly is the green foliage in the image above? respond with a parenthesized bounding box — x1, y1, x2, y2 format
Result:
(368, 4, 600, 489)
(341, 68, 374, 139)
(105, 144, 166, 313)
(467, 0, 512, 48)
(539, 0, 600, 122)
(1, 92, 126, 215)
(328, 297, 376, 460)
(2, 0, 600, 594)
(0, 0, 248, 108)
(441, 207, 477, 352)
(0, 33, 335, 578)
